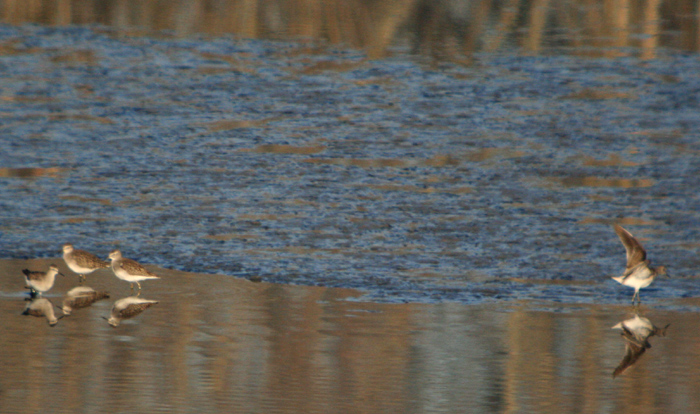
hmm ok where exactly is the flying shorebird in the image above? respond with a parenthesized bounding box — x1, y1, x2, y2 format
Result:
(62, 243, 109, 282)
(612, 225, 668, 304)
(612, 314, 669, 378)
(22, 265, 64, 297)
(105, 296, 159, 327)
(107, 250, 160, 292)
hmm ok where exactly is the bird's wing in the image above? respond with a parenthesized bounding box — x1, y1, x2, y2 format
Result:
(613, 339, 647, 378)
(74, 249, 109, 268)
(120, 258, 157, 276)
(614, 225, 647, 269)
(22, 269, 44, 281)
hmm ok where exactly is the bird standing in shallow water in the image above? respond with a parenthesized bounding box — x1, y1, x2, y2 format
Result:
(22, 265, 64, 297)
(107, 250, 160, 292)
(612, 225, 668, 304)
(62, 243, 109, 283)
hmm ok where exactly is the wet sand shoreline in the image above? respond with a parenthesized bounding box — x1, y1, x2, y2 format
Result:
(3, 258, 700, 413)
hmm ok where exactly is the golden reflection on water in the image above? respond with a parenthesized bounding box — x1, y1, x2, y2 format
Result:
(49, 49, 98, 64)
(582, 154, 639, 167)
(362, 183, 473, 194)
(204, 233, 260, 241)
(48, 113, 115, 124)
(559, 176, 655, 188)
(303, 153, 470, 169)
(0, 167, 63, 178)
(199, 117, 282, 132)
(561, 87, 638, 101)
(59, 195, 113, 205)
(2, 259, 700, 412)
(579, 217, 662, 227)
(465, 148, 527, 162)
(243, 144, 327, 155)
(1, 0, 699, 59)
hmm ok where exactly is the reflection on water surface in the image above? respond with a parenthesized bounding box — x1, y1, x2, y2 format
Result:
(1, 2, 700, 412)
(61, 285, 110, 315)
(0, 167, 64, 178)
(22, 297, 61, 326)
(2, 259, 700, 413)
(1, 0, 700, 305)
(1, 0, 700, 59)
(612, 312, 670, 378)
(559, 176, 655, 188)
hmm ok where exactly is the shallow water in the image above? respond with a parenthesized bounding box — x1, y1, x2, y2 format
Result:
(1, 18, 700, 303)
(3, 259, 700, 414)
(1, 4, 700, 410)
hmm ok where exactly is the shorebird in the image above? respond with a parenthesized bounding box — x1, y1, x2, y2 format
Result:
(61, 286, 110, 316)
(107, 250, 160, 292)
(612, 314, 669, 378)
(22, 265, 64, 297)
(23, 298, 63, 326)
(612, 225, 668, 304)
(105, 296, 159, 327)
(62, 243, 109, 282)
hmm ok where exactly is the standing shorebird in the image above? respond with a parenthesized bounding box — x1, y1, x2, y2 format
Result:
(107, 250, 160, 292)
(105, 296, 159, 327)
(612, 225, 668, 304)
(22, 265, 64, 297)
(62, 243, 109, 282)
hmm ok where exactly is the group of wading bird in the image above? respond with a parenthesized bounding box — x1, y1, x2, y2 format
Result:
(21, 244, 159, 327)
(20, 225, 668, 327)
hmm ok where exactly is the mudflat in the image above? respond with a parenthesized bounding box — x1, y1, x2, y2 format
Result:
(2, 258, 700, 413)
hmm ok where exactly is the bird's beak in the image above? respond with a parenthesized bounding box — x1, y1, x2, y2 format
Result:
(59, 272, 66, 277)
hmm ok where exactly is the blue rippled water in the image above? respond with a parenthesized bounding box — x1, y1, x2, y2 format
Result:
(2, 24, 700, 304)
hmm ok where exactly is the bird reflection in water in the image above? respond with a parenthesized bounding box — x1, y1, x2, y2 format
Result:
(104, 296, 159, 327)
(612, 313, 670, 378)
(22, 298, 63, 326)
(61, 286, 110, 316)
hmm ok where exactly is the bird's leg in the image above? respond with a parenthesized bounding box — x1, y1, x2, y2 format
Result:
(129, 283, 134, 293)
(631, 290, 640, 305)
(136, 281, 142, 291)
(79, 275, 85, 284)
